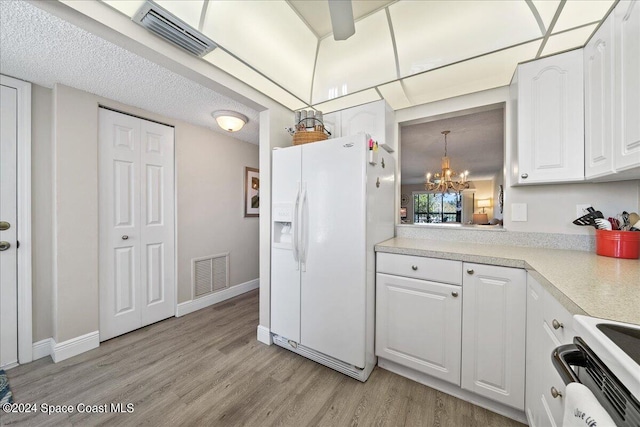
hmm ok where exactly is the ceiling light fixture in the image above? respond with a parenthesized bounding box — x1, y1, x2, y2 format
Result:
(212, 110, 248, 132)
(425, 130, 470, 193)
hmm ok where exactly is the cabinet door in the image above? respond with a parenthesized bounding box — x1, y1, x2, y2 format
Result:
(461, 263, 526, 410)
(340, 101, 384, 143)
(517, 49, 585, 184)
(322, 111, 341, 139)
(585, 16, 616, 179)
(376, 273, 462, 385)
(614, 0, 640, 172)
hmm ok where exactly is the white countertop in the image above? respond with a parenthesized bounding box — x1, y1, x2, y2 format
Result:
(375, 237, 640, 325)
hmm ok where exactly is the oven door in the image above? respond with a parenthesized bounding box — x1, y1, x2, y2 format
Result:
(553, 337, 640, 427)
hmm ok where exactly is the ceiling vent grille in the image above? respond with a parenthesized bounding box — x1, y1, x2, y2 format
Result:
(133, 1, 216, 57)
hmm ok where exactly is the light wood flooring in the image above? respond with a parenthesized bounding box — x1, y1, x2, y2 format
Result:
(2, 290, 525, 427)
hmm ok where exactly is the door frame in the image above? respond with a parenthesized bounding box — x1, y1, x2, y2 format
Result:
(1, 74, 32, 364)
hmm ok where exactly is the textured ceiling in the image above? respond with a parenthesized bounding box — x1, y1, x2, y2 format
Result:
(0, 0, 260, 145)
(401, 108, 504, 185)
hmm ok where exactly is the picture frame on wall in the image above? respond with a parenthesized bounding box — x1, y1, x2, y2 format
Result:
(244, 167, 259, 217)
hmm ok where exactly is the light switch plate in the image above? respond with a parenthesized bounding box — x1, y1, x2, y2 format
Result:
(512, 203, 528, 222)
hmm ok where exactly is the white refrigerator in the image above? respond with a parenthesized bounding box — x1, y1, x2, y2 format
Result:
(270, 133, 395, 381)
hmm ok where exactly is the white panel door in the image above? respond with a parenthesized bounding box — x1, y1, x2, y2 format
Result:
(99, 109, 175, 341)
(270, 146, 302, 342)
(585, 16, 615, 179)
(300, 136, 366, 368)
(461, 263, 526, 410)
(614, 0, 640, 171)
(376, 273, 462, 385)
(0, 84, 18, 368)
(517, 49, 585, 184)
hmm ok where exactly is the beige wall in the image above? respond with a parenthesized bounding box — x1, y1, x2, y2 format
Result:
(175, 122, 259, 303)
(31, 84, 53, 342)
(46, 83, 259, 343)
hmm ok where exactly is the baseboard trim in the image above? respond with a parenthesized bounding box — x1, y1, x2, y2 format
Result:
(176, 278, 259, 317)
(32, 338, 54, 361)
(52, 331, 100, 363)
(257, 325, 272, 345)
(378, 358, 528, 424)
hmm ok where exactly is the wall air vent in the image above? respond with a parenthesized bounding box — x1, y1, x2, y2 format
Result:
(132, 1, 216, 57)
(192, 253, 229, 298)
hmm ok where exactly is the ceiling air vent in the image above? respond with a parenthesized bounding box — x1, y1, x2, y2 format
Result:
(133, 1, 216, 57)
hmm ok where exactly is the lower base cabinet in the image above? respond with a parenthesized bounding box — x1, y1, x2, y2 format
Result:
(375, 254, 527, 412)
(461, 263, 526, 410)
(376, 273, 462, 385)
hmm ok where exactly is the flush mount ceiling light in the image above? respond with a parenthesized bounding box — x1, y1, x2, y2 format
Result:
(212, 110, 248, 132)
(425, 130, 470, 193)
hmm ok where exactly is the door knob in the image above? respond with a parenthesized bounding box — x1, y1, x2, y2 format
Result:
(0, 241, 11, 251)
(0, 221, 10, 231)
(451, 291, 459, 297)
(466, 269, 474, 275)
(122, 235, 129, 240)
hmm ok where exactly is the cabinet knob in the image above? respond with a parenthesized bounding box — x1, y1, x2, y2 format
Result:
(411, 265, 418, 271)
(466, 269, 474, 275)
(521, 173, 529, 179)
(122, 235, 129, 240)
(451, 291, 459, 298)
(552, 319, 564, 330)
(550, 387, 562, 399)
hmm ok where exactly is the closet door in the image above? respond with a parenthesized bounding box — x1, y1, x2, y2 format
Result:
(99, 108, 175, 341)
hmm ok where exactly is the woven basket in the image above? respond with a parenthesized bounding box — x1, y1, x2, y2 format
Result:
(293, 130, 328, 145)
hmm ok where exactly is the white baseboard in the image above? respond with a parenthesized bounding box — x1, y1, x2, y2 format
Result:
(176, 278, 259, 317)
(257, 325, 272, 345)
(52, 331, 100, 363)
(32, 338, 53, 361)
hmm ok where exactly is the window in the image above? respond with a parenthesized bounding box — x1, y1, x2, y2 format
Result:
(413, 192, 462, 223)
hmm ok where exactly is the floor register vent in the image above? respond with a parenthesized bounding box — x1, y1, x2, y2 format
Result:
(133, 1, 217, 57)
(192, 253, 229, 298)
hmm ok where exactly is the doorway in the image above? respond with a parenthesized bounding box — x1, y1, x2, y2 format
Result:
(98, 108, 176, 341)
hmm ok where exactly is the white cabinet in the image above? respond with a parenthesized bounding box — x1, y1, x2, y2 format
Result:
(525, 274, 575, 427)
(614, 0, 640, 173)
(376, 253, 527, 412)
(585, 16, 616, 179)
(323, 100, 395, 151)
(461, 263, 526, 410)
(514, 49, 585, 184)
(376, 273, 462, 385)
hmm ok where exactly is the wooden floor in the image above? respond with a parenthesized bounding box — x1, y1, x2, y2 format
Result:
(2, 290, 525, 427)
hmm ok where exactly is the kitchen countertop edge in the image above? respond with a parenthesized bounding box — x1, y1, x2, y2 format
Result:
(374, 238, 640, 323)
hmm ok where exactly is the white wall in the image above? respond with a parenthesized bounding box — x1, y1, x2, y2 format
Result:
(396, 87, 640, 235)
(48, 83, 259, 343)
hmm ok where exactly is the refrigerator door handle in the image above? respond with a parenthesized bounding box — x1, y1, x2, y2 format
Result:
(300, 184, 308, 272)
(293, 183, 301, 268)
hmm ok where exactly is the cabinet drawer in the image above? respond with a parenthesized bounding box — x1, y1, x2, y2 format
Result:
(377, 253, 462, 285)
(542, 290, 575, 345)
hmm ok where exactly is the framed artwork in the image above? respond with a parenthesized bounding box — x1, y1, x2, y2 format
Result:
(244, 167, 259, 217)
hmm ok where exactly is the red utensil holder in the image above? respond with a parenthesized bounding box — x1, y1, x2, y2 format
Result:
(595, 229, 640, 259)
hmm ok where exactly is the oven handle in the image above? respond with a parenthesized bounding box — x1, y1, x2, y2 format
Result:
(552, 344, 585, 385)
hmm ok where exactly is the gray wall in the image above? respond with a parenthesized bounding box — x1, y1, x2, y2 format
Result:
(38, 83, 258, 343)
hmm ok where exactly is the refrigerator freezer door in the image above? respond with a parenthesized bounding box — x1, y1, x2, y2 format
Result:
(300, 135, 367, 368)
(271, 146, 302, 342)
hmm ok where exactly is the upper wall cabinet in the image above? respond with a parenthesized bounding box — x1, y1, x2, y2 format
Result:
(324, 100, 396, 152)
(614, 0, 640, 173)
(513, 49, 585, 185)
(585, 16, 616, 179)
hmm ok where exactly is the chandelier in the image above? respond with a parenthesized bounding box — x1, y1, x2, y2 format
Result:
(425, 130, 470, 193)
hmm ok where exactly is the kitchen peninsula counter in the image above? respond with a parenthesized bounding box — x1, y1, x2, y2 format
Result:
(375, 237, 640, 325)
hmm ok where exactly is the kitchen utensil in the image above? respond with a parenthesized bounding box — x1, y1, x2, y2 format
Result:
(573, 207, 604, 228)
(607, 217, 620, 230)
(628, 212, 639, 227)
(595, 218, 612, 230)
